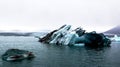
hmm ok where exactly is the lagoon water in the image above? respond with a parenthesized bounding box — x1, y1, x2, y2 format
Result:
(0, 36, 120, 67)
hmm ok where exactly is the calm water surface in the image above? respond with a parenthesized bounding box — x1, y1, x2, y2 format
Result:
(0, 36, 120, 67)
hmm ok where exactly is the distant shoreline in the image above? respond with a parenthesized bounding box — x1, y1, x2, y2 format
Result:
(0, 32, 32, 36)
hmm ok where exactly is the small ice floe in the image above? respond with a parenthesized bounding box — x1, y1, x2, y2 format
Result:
(1, 49, 35, 61)
(110, 35, 120, 42)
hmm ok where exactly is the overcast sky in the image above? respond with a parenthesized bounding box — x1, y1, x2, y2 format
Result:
(0, 0, 120, 32)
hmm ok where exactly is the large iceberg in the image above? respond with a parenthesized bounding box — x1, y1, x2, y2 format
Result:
(39, 25, 111, 47)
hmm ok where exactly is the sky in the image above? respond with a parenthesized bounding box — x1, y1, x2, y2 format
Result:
(0, 0, 120, 32)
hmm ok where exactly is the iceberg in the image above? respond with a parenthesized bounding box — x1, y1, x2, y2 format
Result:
(39, 25, 111, 47)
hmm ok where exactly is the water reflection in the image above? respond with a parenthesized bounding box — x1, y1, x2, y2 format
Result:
(2, 60, 34, 67)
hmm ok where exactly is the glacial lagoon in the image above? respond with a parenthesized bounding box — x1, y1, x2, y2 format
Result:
(0, 36, 120, 67)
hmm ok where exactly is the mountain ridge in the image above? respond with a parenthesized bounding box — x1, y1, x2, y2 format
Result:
(104, 25, 120, 36)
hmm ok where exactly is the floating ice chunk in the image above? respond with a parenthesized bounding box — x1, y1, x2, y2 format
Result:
(74, 43, 84, 46)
